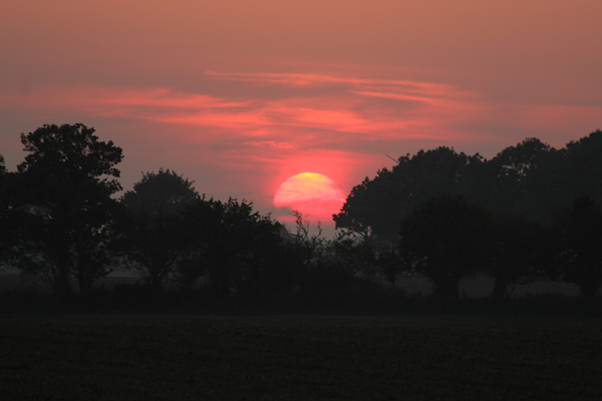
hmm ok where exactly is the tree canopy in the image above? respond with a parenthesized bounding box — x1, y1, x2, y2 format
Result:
(121, 169, 199, 214)
(3, 124, 602, 306)
(117, 169, 200, 292)
(334, 147, 485, 241)
(11, 124, 124, 299)
(399, 195, 492, 298)
(335, 130, 602, 241)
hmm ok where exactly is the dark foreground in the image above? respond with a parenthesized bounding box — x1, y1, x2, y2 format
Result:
(1, 315, 601, 400)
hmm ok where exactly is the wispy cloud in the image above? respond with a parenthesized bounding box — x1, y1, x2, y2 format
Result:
(204, 71, 462, 96)
(1, 74, 486, 150)
(3, 73, 600, 216)
(4, 73, 600, 155)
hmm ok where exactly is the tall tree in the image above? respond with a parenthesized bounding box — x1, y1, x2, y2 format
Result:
(118, 169, 200, 292)
(14, 124, 123, 299)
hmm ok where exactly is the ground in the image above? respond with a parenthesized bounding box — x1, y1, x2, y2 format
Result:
(1, 314, 602, 400)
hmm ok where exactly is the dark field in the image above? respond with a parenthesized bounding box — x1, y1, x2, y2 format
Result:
(1, 315, 602, 400)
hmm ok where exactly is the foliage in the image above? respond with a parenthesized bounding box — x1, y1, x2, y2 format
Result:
(4, 124, 602, 306)
(334, 147, 486, 241)
(400, 195, 492, 298)
(178, 198, 291, 297)
(121, 168, 198, 214)
(486, 137, 557, 219)
(0, 156, 10, 266)
(10, 124, 123, 299)
(333, 231, 408, 289)
(487, 214, 547, 299)
(550, 195, 602, 299)
(335, 132, 602, 241)
(117, 169, 200, 292)
(552, 130, 602, 213)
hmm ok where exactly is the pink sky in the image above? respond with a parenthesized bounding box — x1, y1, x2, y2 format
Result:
(1, 0, 601, 233)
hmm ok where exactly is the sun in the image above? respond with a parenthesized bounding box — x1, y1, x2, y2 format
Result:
(273, 172, 346, 220)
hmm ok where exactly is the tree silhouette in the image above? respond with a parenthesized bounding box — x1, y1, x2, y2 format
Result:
(560, 130, 602, 205)
(332, 232, 408, 289)
(118, 169, 200, 292)
(333, 135, 598, 242)
(334, 147, 486, 242)
(121, 169, 198, 214)
(488, 215, 545, 299)
(551, 195, 602, 299)
(13, 124, 123, 300)
(0, 156, 10, 266)
(486, 137, 556, 219)
(173, 197, 293, 298)
(400, 195, 491, 298)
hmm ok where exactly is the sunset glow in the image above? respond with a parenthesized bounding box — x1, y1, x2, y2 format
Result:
(274, 173, 346, 220)
(1, 1, 600, 233)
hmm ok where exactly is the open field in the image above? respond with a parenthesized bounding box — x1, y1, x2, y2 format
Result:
(1, 315, 602, 400)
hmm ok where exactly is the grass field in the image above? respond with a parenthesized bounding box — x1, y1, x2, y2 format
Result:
(1, 315, 602, 400)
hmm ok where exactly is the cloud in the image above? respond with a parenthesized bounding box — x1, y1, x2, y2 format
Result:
(204, 71, 462, 95)
(5, 72, 599, 161)
(242, 141, 295, 149)
(0, 73, 486, 148)
(3, 73, 599, 156)
(2, 72, 600, 229)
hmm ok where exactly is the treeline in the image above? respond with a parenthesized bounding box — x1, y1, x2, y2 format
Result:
(0, 124, 396, 310)
(335, 133, 602, 238)
(335, 130, 602, 299)
(1, 124, 602, 313)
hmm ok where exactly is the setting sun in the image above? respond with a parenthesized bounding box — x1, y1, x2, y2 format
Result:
(273, 172, 346, 219)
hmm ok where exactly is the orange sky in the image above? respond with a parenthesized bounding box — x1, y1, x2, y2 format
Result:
(1, 0, 601, 232)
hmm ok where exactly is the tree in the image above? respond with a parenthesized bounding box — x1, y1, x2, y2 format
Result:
(332, 231, 408, 290)
(487, 132, 602, 225)
(488, 215, 545, 299)
(486, 137, 556, 219)
(13, 124, 123, 300)
(551, 195, 602, 299)
(121, 168, 198, 214)
(399, 195, 492, 298)
(334, 147, 487, 242)
(0, 156, 10, 266)
(560, 130, 602, 205)
(118, 169, 200, 292)
(336, 132, 602, 245)
(177, 198, 292, 298)
(374, 244, 408, 289)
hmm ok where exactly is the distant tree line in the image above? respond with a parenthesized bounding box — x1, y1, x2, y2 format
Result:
(335, 130, 602, 299)
(0, 124, 382, 308)
(1, 124, 602, 311)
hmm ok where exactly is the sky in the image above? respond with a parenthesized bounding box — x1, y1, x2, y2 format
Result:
(1, 0, 601, 233)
